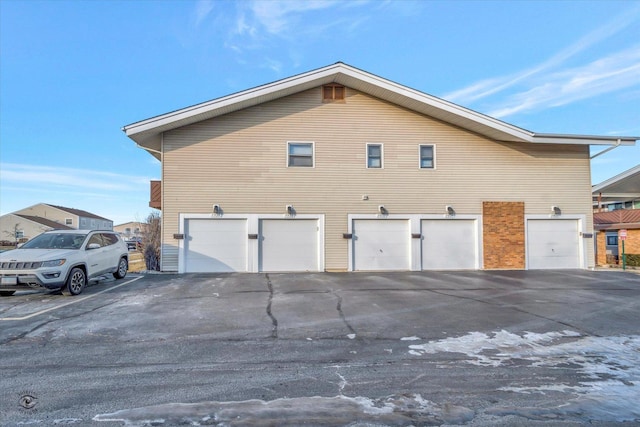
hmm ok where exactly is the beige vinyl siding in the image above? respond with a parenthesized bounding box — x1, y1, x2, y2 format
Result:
(14, 205, 78, 227)
(160, 87, 593, 271)
(0, 214, 53, 241)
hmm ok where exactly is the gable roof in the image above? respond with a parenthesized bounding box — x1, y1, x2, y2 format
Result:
(592, 164, 640, 203)
(123, 62, 638, 160)
(14, 214, 74, 230)
(594, 209, 640, 230)
(46, 204, 111, 222)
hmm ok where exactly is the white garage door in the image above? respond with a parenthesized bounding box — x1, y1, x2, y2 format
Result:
(259, 219, 319, 272)
(527, 219, 580, 269)
(422, 219, 477, 270)
(184, 219, 247, 272)
(352, 219, 410, 271)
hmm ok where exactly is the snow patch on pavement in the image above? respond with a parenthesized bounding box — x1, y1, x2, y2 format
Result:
(408, 329, 581, 366)
(408, 330, 640, 423)
(93, 394, 474, 426)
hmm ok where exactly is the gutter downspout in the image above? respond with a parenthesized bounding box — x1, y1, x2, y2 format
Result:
(590, 139, 621, 159)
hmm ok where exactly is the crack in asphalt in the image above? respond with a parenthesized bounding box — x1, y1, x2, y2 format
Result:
(0, 317, 60, 345)
(333, 291, 357, 337)
(0, 300, 122, 345)
(265, 274, 278, 339)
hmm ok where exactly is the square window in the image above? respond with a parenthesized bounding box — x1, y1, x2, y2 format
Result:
(419, 145, 435, 169)
(288, 142, 314, 167)
(65, 218, 73, 225)
(607, 235, 618, 246)
(367, 144, 383, 168)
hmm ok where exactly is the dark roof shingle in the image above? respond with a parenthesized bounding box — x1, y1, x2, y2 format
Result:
(15, 214, 75, 230)
(47, 204, 110, 221)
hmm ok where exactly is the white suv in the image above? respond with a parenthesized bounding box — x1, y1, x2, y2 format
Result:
(0, 230, 129, 296)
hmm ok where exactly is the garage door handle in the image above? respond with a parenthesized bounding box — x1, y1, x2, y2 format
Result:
(248, 234, 258, 240)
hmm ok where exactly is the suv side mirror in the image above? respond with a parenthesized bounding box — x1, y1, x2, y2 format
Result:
(87, 243, 101, 250)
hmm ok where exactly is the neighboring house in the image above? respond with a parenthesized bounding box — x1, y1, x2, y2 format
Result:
(593, 164, 640, 212)
(1, 204, 113, 244)
(123, 63, 638, 273)
(0, 213, 74, 243)
(592, 164, 640, 265)
(114, 221, 145, 239)
(14, 203, 113, 231)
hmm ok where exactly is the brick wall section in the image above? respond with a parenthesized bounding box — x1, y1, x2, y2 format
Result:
(622, 229, 640, 254)
(482, 201, 525, 269)
(596, 231, 607, 265)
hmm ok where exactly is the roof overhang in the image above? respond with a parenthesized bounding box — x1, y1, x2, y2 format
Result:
(123, 62, 639, 159)
(595, 223, 640, 231)
(592, 164, 640, 203)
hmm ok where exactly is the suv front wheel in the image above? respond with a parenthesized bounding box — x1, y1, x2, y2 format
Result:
(113, 257, 128, 280)
(62, 267, 86, 296)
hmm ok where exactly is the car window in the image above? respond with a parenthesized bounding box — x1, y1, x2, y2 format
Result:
(21, 233, 86, 250)
(71, 235, 86, 249)
(101, 233, 119, 246)
(87, 234, 104, 247)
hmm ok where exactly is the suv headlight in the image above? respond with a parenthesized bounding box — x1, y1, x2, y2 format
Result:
(41, 259, 66, 268)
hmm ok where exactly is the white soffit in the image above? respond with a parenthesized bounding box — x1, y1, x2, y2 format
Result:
(123, 62, 639, 152)
(592, 164, 640, 197)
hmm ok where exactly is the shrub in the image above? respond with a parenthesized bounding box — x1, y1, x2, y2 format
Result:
(142, 211, 161, 271)
(625, 254, 640, 267)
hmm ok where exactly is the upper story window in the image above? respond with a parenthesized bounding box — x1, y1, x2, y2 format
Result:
(322, 84, 345, 102)
(367, 144, 383, 168)
(288, 142, 314, 167)
(419, 144, 435, 169)
(65, 218, 73, 225)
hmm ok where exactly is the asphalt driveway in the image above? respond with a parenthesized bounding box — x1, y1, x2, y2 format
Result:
(1, 270, 639, 426)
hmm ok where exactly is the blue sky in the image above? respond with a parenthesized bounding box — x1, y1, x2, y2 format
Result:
(1, 0, 639, 225)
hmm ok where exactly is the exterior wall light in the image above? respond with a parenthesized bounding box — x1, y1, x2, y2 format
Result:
(286, 205, 295, 216)
(213, 204, 221, 215)
(446, 205, 455, 216)
(551, 206, 561, 216)
(378, 205, 388, 215)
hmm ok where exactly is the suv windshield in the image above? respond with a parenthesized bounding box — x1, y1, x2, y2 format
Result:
(21, 233, 87, 250)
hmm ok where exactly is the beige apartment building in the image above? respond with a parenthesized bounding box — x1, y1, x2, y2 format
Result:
(123, 63, 638, 273)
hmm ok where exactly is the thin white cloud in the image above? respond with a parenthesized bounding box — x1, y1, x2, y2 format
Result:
(224, 0, 372, 61)
(249, 0, 341, 35)
(261, 58, 283, 74)
(0, 184, 122, 200)
(0, 163, 153, 192)
(489, 45, 640, 118)
(194, 0, 214, 28)
(444, 4, 640, 105)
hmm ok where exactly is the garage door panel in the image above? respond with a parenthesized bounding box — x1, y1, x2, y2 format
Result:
(185, 219, 247, 272)
(422, 220, 477, 270)
(353, 220, 410, 271)
(527, 219, 580, 269)
(260, 219, 319, 272)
